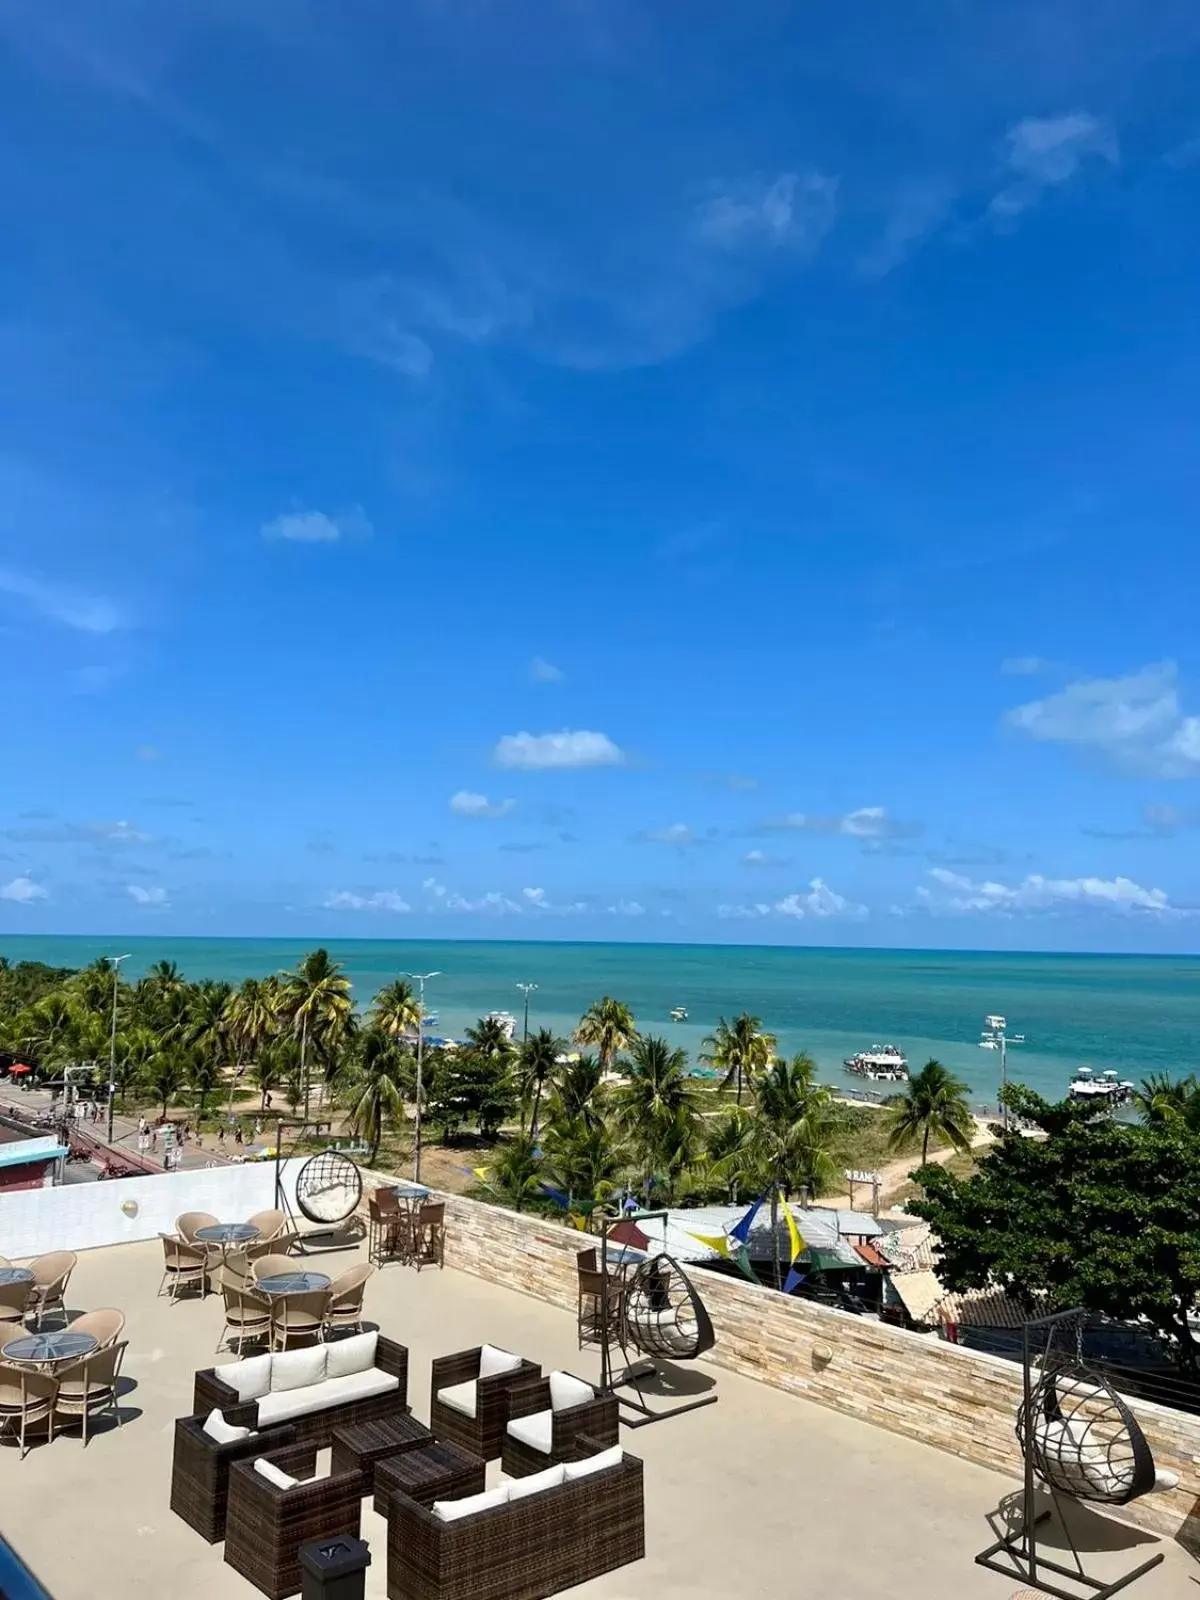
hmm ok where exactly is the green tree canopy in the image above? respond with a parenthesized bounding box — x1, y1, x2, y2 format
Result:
(701, 1013, 776, 1104)
(887, 1058, 974, 1164)
(574, 996, 638, 1073)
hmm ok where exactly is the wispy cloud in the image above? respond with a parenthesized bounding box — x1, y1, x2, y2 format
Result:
(920, 866, 1186, 920)
(529, 656, 565, 684)
(1001, 655, 1052, 676)
(1005, 662, 1200, 779)
(1082, 803, 1198, 841)
(2, 818, 156, 847)
(493, 730, 626, 770)
(694, 173, 837, 252)
(126, 883, 168, 907)
(0, 876, 48, 903)
(758, 805, 920, 843)
(718, 878, 866, 920)
(449, 790, 516, 818)
(634, 822, 705, 847)
(858, 178, 955, 279)
(261, 505, 373, 543)
(989, 111, 1118, 225)
(324, 888, 411, 912)
(0, 565, 125, 633)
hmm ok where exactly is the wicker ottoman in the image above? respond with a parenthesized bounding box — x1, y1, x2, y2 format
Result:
(373, 1439, 486, 1518)
(331, 1413, 434, 1494)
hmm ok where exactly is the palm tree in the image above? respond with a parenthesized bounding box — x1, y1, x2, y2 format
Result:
(370, 979, 421, 1041)
(616, 1035, 702, 1202)
(1133, 1071, 1200, 1126)
(574, 997, 638, 1075)
(342, 1028, 407, 1164)
(464, 1014, 517, 1061)
(542, 1113, 624, 1212)
(702, 1013, 776, 1105)
(147, 1046, 188, 1118)
(550, 1053, 604, 1124)
(888, 1058, 974, 1165)
(186, 1047, 222, 1119)
(702, 1106, 756, 1203)
(226, 976, 282, 1065)
(185, 980, 234, 1067)
(279, 949, 354, 1118)
(491, 1132, 542, 1211)
(113, 1025, 158, 1107)
(518, 1028, 562, 1138)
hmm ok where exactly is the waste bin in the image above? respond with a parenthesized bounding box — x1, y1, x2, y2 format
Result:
(298, 1535, 371, 1600)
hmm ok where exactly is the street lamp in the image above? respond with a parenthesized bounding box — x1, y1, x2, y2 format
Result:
(516, 982, 537, 1043)
(403, 971, 440, 1183)
(979, 1013, 1025, 1130)
(106, 954, 132, 1143)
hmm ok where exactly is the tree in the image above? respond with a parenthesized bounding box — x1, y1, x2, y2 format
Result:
(186, 1048, 222, 1118)
(113, 1025, 158, 1107)
(464, 1014, 515, 1060)
(542, 1112, 624, 1212)
(574, 997, 638, 1074)
(370, 979, 421, 1041)
(184, 981, 234, 1086)
(912, 1085, 1200, 1371)
(1134, 1072, 1200, 1130)
(518, 1028, 562, 1138)
(616, 1035, 701, 1203)
(147, 1046, 188, 1118)
(887, 1058, 974, 1165)
(490, 1132, 542, 1211)
(226, 976, 282, 1065)
(549, 1053, 604, 1124)
(428, 1048, 515, 1142)
(280, 949, 354, 1118)
(702, 1013, 776, 1105)
(342, 1028, 408, 1164)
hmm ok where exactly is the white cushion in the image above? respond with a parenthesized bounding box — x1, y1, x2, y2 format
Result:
(202, 1409, 252, 1445)
(563, 1444, 623, 1481)
(432, 1485, 510, 1522)
(271, 1346, 327, 1393)
(506, 1410, 553, 1454)
(436, 1379, 477, 1419)
(256, 1368, 399, 1426)
(478, 1344, 521, 1380)
(548, 1372, 594, 1413)
(254, 1459, 298, 1491)
(324, 1330, 377, 1381)
(219, 1353, 273, 1403)
(507, 1463, 566, 1500)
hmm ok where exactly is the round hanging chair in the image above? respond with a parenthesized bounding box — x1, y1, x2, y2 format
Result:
(621, 1252, 716, 1362)
(1015, 1364, 1157, 1507)
(294, 1151, 363, 1226)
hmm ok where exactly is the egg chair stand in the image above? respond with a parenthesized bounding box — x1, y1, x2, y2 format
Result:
(272, 1122, 365, 1255)
(975, 1308, 1165, 1600)
(597, 1212, 719, 1429)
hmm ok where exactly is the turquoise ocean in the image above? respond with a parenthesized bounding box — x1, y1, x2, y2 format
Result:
(3, 936, 1199, 1108)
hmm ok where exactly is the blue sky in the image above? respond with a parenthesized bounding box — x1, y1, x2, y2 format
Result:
(3, 0, 1200, 951)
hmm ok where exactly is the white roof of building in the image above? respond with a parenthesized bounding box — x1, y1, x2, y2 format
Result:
(641, 1204, 880, 1268)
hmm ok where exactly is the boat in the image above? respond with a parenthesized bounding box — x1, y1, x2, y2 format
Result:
(1068, 1066, 1135, 1106)
(486, 1010, 518, 1042)
(843, 1045, 909, 1082)
(670, 1006, 688, 1022)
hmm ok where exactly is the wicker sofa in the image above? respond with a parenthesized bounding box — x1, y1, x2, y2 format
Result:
(170, 1415, 296, 1542)
(225, 1440, 362, 1600)
(193, 1331, 409, 1449)
(429, 1344, 540, 1462)
(501, 1370, 619, 1478)
(386, 1436, 644, 1600)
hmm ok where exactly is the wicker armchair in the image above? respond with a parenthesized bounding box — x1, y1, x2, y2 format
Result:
(323, 1264, 374, 1338)
(429, 1346, 540, 1461)
(224, 1441, 362, 1600)
(269, 1289, 329, 1351)
(170, 1415, 296, 1543)
(217, 1285, 272, 1354)
(501, 1371, 620, 1478)
(68, 1308, 126, 1349)
(54, 1339, 127, 1445)
(249, 1254, 295, 1286)
(26, 1250, 77, 1330)
(176, 1211, 220, 1244)
(246, 1209, 288, 1242)
(576, 1264, 623, 1349)
(0, 1276, 32, 1333)
(159, 1234, 211, 1302)
(0, 1362, 57, 1459)
(413, 1202, 445, 1271)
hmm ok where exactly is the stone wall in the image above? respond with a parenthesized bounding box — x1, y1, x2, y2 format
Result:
(364, 1174, 1200, 1544)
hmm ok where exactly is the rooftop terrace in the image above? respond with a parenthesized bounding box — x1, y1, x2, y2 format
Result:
(2, 1229, 1193, 1600)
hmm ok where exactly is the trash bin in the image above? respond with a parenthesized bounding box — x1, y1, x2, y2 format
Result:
(298, 1535, 371, 1600)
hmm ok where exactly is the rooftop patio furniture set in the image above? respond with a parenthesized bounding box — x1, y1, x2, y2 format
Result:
(173, 1330, 643, 1600)
(0, 1250, 128, 1457)
(367, 1187, 445, 1272)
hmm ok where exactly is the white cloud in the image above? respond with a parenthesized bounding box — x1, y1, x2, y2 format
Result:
(493, 729, 626, 770)
(529, 656, 565, 684)
(0, 565, 124, 633)
(422, 877, 447, 899)
(522, 886, 546, 905)
(776, 879, 867, 919)
(990, 112, 1118, 222)
(858, 178, 955, 279)
(607, 900, 646, 917)
(696, 173, 837, 253)
(261, 505, 373, 543)
(1, 876, 47, 903)
(642, 822, 693, 845)
(742, 849, 770, 866)
(1005, 661, 1200, 778)
(444, 890, 524, 915)
(762, 805, 916, 841)
(921, 867, 1185, 920)
(323, 889, 411, 912)
(126, 884, 168, 907)
(1001, 656, 1052, 676)
(3, 818, 156, 847)
(717, 902, 773, 919)
(449, 790, 516, 819)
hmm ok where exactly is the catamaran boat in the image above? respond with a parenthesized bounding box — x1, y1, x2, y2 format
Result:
(670, 1006, 688, 1022)
(1068, 1066, 1135, 1105)
(487, 1010, 518, 1042)
(843, 1045, 909, 1082)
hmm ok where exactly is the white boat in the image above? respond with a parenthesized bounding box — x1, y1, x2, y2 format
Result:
(670, 1006, 688, 1022)
(1068, 1066, 1135, 1105)
(487, 1010, 518, 1042)
(843, 1045, 909, 1082)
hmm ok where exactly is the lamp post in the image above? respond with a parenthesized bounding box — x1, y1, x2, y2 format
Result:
(980, 1013, 1024, 1131)
(516, 982, 537, 1043)
(106, 954, 132, 1144)
(403, 971, 440, 1183)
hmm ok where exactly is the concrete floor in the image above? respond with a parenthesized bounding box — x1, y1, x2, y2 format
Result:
(0, 1236, 1193, 1600)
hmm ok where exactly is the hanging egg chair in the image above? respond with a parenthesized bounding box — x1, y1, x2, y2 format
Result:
(294, 1150, 363, 1226)
(622, 1252, 716, 1362)
(1016, 1363, 1158, 1506)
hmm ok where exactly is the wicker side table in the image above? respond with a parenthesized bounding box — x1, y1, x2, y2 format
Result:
(373, 1439, 486, 1518)
(331, 1413, 434, 1494)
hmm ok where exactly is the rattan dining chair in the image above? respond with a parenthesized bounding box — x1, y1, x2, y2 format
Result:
(322, 1264, 374, 1338)
(158, 1234, 210, 1302)
(577, 1265, 624, 1350)
(246, 1209, 288, 1242)
(69, 1308, 125, 1349)
(217, 1284, 272, 1354)
(269, 1289, 329, 1351)
(413, 1201, 445, 1271)
(368, 1190, 402, 1264)
(249, 1253, 295, 1286)
(26, 1251, 77, 1330)
(54, 1339, 127, 1445)
(0, 1362, 58, 1459)
(0, 1277, 32, 1333)
(176, 1211, 220, 1244)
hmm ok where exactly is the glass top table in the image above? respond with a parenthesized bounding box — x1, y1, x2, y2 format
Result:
(195, 1223, 261, 1244)
(3, 1330, 97, 1364)
(256, 1271, 331, 1295)
(0, 1266, 33, 1286)
(392, 1182, 431, 1200)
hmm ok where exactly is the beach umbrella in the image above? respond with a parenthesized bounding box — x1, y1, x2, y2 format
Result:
(9, 1063, 32, 1075)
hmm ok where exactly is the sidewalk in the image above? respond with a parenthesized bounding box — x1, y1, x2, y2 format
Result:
(0, 1083, 237, 1174)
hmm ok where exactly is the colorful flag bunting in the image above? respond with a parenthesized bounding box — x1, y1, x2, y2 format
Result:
(779, 1191, 803, 1268)
(686, 1231, 730, 1258)
(783, 1266, 807, 1295)
(729, 1193, 765, 1246)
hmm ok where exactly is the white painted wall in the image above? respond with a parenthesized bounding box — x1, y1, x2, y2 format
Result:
(0, 1158, 306, 1260)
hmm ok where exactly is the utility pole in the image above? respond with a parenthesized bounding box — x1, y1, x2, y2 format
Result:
(403, 971, 440, 1183)
(516, 982, 537, 1043)
(106, 954, 132, 1144)
(980, 1013, 1024, 1131)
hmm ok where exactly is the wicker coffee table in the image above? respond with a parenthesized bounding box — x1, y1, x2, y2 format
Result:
(373, 1439, 486, 1517)
(331, 1413, 434, 1494)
